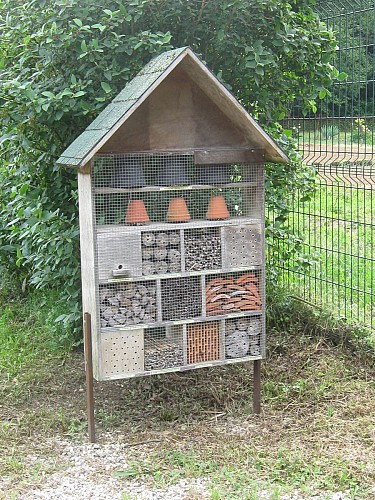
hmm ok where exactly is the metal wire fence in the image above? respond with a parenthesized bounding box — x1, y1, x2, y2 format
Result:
(273, 0, 375, 330)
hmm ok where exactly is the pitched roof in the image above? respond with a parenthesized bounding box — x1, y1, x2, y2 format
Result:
(57, 47, 288, 167)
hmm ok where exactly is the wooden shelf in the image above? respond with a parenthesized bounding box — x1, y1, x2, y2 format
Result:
(96, 216, 262, 234)
(101, 265, 262, 284)
(94, 182, 257, 194)
(100, 310, 263, 333)
(100, 354, 263, 381)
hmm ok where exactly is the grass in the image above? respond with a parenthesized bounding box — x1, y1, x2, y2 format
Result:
(0, 285, 374, 499)
(298, 128, 374, 147)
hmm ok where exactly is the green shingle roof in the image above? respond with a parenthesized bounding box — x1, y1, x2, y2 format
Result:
(57, 47, 188, 167)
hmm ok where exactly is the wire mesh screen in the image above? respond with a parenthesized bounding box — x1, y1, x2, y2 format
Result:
(275, 1, 375, 331)
(92, 151, 265, 378)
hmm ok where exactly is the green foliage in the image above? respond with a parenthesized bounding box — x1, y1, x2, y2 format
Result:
(140, 0, 339, 121)
(316, 2, 375, 117)
(0, 0, 174, 338)
(0, 0, 339, 341)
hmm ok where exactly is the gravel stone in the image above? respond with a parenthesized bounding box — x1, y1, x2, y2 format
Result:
(19, 439, 211, 500)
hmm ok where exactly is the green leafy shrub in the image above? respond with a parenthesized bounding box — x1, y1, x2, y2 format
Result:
(0, 0, 339, 342)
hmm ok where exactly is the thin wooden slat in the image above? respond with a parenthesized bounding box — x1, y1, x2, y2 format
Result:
(78, 169, 99, 379)
(93, 181, 257, 194)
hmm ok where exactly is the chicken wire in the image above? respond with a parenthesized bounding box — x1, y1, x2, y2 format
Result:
(92, 152, 265, 379)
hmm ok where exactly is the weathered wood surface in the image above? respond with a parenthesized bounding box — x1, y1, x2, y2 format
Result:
(78, 169, 100, 379)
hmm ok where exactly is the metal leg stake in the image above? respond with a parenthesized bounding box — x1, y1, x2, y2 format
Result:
(84, 312, 96, 443)
(253, 359, 261, 415)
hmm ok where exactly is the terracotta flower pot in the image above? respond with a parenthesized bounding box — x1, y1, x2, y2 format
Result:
(206, 195, 230, 220)
(125, 200, 150, 225)
(166, 197, 190, 223)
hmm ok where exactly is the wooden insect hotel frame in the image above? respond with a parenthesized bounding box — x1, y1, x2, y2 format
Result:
(57, 47, 288, 441)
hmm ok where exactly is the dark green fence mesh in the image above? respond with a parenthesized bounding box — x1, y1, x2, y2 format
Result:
(271, 0, 375, 330)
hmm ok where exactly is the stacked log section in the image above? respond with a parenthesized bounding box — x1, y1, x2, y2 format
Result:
(142, 231, 181, 275)
(205, 273, 262, 316)
(161, 277, 201, 320)
(185, 228, 221, 271)
(225, 317, 261, 358)
(99, 282, 156, 327)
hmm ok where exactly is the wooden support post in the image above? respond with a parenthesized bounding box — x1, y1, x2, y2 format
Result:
(84, 312, 96, 443)
(253, 359, 261, 415)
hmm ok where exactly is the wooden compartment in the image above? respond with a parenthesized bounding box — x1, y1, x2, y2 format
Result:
(186, 321, 221, 364)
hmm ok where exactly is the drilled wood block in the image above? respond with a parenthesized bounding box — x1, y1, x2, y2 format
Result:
(222, 224, 262, 269)
(100, 329, 144, 378)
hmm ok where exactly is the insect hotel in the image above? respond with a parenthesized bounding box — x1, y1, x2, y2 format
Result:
(57, 47, 288, 440)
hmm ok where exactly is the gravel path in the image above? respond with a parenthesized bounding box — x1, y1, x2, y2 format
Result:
(19, 439, 211, 500)
(12, 437, 364, 500)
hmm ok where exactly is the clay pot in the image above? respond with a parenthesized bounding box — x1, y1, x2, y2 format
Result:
(125, 200, 150, 225)
(166, 197, 190, 223)
(196, 164, 231, 185)
(111, 156, 145, 188)
(158, 156, 190, 186)
(206, 195, 230, 220)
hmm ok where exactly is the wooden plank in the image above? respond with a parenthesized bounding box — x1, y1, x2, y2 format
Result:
(96, 216, 262, 233)
(93, 181, 258, 194)
(78, 169, 100, 379)
(156, 279, 162, 322)
(194, 149, 265, 165)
